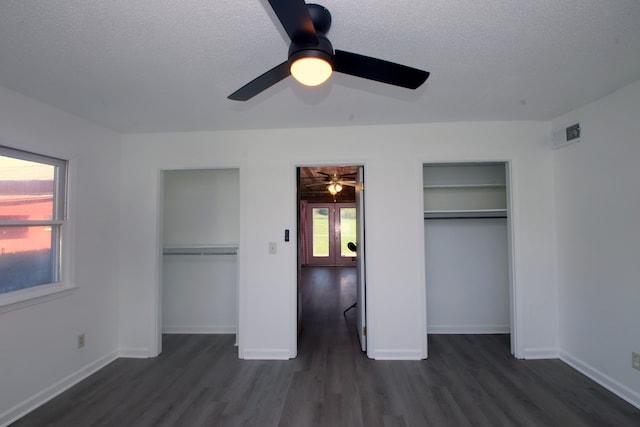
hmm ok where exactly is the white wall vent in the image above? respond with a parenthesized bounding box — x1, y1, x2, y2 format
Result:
(552, 122, 581, 149)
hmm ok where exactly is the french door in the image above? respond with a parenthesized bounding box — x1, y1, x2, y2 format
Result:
(306, 203, 356, 266)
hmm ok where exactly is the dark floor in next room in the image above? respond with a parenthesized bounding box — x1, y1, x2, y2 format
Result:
(11, 266, 640, 426)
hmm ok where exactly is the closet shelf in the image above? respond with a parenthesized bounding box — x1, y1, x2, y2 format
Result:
(424, 209, 507, 219)
(423, 184, 505, 189)
(163, 245, 239, 256)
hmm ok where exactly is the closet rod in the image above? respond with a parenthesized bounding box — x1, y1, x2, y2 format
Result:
(163, 247, 238, 256)
(163, 251, 237, 256)
(424, 216, 507, 220)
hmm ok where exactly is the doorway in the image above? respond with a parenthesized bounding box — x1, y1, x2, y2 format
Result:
(297, 165, 367, 354)
(159, 168, 240, 352)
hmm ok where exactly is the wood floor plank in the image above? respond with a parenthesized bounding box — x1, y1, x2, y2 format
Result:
(382, 414, 407, 427)
(10, 266, 640, 427)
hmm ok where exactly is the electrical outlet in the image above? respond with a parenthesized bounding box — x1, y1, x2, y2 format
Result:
(633, 352, 640, 371)
(77, 333, 85, 349)
(268, 242, 277, 254)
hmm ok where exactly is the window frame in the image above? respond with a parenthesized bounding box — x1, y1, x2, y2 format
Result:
(0, 145, 74, 313)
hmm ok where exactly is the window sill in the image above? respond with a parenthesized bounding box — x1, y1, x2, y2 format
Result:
(0, 284, 77, 315)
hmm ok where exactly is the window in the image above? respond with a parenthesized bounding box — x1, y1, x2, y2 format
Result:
(0, 146, 68, 302)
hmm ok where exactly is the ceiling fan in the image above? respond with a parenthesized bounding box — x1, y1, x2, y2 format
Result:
(228, 0, 430, 101)
(305, 171, 357, 195)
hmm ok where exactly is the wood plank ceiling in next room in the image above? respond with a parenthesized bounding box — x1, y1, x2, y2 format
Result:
(299, 166, 358, 203)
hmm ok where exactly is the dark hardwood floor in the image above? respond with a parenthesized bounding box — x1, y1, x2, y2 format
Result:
(11, 266, 640, 426)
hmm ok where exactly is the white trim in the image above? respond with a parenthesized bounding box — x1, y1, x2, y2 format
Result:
(152, 169, 163, 357)
(560, 351, 640, 409)
(415, 160, 428, 358)
(118, 347, 152, 358)
(373, 349, 426, 360)
(0, 220, 65, 227)
(505, 158, 523, 358)
(427, 325, 510, 334)
(0, 351, 117, 427)
(0, 284, 76, 314)
(241, 348, 293, 360)
(522, 347, 559, 359)
(62, 157, 78, 297)
(162, 325, 236, 334)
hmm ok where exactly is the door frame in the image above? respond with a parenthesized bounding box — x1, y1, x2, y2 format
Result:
(295, 163, 367, 356)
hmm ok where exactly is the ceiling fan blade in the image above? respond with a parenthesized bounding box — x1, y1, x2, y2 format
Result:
(333, 50, 429, 89)
(268, 0, 318, 45)
(228, 61, 290, 101)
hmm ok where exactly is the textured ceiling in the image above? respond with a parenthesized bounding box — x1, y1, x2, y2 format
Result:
(0, 0, 639, 133)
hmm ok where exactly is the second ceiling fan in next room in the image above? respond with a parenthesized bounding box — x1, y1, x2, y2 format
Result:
(228, 0, 430, 101)
(305, 171, 356, 195)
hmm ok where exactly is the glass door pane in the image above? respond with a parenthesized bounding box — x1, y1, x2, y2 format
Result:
(312, 207, 330, 257)
(339, 207, 357, 257)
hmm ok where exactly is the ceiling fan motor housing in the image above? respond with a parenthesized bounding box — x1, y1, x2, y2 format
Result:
(307, 3, 332, 34)
(288, 3, 333, 67)
(288, 33, 334, 68)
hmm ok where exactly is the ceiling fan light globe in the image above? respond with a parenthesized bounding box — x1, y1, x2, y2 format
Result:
(327, 182, 342, 195)
(290, 57, 332, 86)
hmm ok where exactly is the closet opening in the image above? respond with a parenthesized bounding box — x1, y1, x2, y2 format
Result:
(158, 168, 240, 354)
(423, 162, 515, 356)
(296, 165, 367, 356)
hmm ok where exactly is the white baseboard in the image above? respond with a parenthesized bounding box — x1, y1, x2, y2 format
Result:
(241, 348, 293, 360)
(427, 324, 510, 334)
(118, 347, 152, 358)
(0, 351, 118, 427)
(523, 347, 559, 359)
(373, 349, 426, 360)
(162, 325, 236, 334)
(560, 351, 640, 409)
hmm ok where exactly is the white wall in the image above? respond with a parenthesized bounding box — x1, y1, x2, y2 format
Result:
(553, 79, 640, 407)
(162, 254, 237, 333)
(162, 169, 240, 247)
(118, 120, 558, 360)
(425, 218, 510, 333)
(0, 87, 121, 425)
